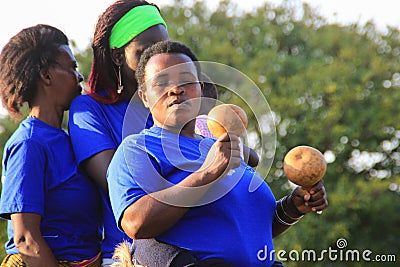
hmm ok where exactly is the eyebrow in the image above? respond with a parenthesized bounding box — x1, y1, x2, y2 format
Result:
(154, 73, 168, 80)
(179, 71, 196, 77)
(154, 71, 196, 79)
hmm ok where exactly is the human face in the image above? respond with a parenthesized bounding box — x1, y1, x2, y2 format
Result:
(49, 45, 83, 110)
(122, 24, 169, 83)
(139, 53, 202, 135)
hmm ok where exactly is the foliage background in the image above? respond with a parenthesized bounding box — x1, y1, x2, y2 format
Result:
(0, 0, 399, 266)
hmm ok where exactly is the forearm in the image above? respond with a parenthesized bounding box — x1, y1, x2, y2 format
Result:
(17, 236, 58, 267)
(11, 213, 58, 267)
(272, 195, 304, 238)
(273, 182, 328, 237)
(122, 168, 219, 239)
(121, 133, 241, 239)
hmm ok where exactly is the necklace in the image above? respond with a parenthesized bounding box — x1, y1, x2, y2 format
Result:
(28, 114, 37, 118)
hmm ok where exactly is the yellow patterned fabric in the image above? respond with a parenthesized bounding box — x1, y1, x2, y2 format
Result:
(0, 254, 25, 267)
(1, 253, 102, 267)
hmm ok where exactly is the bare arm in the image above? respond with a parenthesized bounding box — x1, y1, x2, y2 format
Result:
(11, 213, 58, 267)
(272, 180, 328, 237)
(81, 149, 115, 193)
(121, 133, 241, 239)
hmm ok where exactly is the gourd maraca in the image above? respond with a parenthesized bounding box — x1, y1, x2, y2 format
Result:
(206, 104, 248, 138)
(283, 145, 326, 189)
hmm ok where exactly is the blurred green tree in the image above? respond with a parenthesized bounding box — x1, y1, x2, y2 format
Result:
(161, 1, 400, 266)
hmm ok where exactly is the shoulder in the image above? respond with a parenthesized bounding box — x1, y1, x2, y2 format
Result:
(69, 94, 128, 121)
(70, 94, 101, 113)
(69, 94, 108, 127)
(119, 131, 148, 150)
(118, 128, 160, 154)
(4, 133, 46, 166)
(6, 120, 45, 148)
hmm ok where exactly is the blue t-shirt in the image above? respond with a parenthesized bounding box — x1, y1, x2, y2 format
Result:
(107, 127, 276, 266)
(0, 117, 101, 261)
(68, 94, 153, 258)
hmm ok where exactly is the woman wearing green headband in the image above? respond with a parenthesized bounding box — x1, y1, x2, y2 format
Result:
(68, 1, 193, 266)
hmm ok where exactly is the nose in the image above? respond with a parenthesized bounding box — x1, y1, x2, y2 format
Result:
(167, 84, 185, 96)
(77, 72, 84, 83)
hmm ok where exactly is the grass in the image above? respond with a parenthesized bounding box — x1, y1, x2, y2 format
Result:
(0, 219, 7, 260)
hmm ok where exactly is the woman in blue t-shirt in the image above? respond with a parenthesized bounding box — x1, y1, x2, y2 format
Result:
(0, 25, 102, 266)
(67, 1, 189, 265)
(107, 40, 328, 266)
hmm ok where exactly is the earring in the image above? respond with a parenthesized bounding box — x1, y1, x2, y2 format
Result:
(117, 65, 124, 94)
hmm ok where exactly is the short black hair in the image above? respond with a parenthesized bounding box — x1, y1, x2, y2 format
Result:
(136, 40, 200, 90)
(201, 73, 217, 100)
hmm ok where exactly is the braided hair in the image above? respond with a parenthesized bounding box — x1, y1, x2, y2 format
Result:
(0, 24, 68, 119)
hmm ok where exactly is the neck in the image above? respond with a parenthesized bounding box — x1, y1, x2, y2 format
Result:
(155, 120, 200, 139)
(29, 106, 64, 128)
(120, 77, 138, 101)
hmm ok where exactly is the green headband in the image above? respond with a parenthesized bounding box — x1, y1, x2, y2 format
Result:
(109, 5, 167, 49)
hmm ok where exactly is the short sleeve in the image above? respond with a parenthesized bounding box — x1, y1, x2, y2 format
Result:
(107, 136, 162, 230)
(0, 140, 46, 219)
(69, 96, 116, 165)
